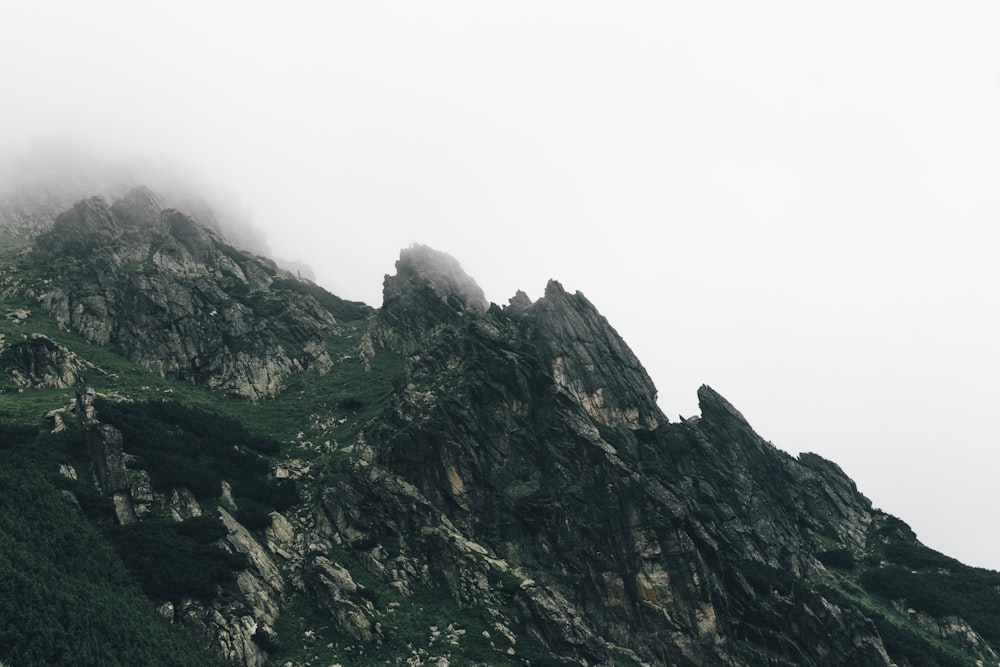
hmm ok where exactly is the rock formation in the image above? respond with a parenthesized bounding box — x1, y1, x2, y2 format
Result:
(0, 333, 91, 387)
(2, 190, 998, 666)
(25, 189, 349, 399)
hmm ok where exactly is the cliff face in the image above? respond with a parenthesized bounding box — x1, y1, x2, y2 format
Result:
(3, 195, 999, 667)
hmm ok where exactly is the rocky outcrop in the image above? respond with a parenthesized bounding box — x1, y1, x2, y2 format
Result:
(173, 598, 269, 667)
(896, 604, 1000, 664)
(517, 279, 663, 431)
(85, 421, 137, 524)
(0, 170, 130, 238)
(218, 507, 285, 628)
(0, 333, 92, 388)
(304, 555, 377, 643)
(86, 423, 129, 494)
(370, 244, 488, 355)
(26, 190, 349, 400)
(72, 388, 288, 666)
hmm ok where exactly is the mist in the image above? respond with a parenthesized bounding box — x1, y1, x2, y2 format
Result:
(3, 2, 1000, 570)
(0, 144, 288, 271)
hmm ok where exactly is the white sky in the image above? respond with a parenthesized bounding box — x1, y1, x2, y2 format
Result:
(3, 1, 1000, 569)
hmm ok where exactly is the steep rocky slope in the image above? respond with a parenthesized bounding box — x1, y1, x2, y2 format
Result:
(12, 188, 364, 399)
(333, 250, 892, 665)
(1, 194, 999, 667)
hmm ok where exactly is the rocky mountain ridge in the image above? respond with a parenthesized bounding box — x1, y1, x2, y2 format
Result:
(5, 188, 364, 399)
(1, 190, 998, 666)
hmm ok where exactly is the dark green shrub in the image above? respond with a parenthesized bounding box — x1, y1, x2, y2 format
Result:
(175, 515, 229, 544)
(234, 500, 272, 530)
(337, 397, 365, 412)
(693, 507, 716, 523)
(861, 563, 1000, 644)
(231, 477, 299, 512)
(0, 424, 38, 448)
(883, 543, 959, 570)
(740, 560, 795, 597)
(106, 519, 246, 602)
(64, 478, 116, 521)
(251, 627, 280, 652)
(817, 549, 855, 570)
(94, 398, 273, 499)
(0, 454, 225, 665)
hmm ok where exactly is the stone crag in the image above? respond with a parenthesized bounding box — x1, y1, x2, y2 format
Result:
(23, 188, 356, 400)
(0, 332, 92, 388)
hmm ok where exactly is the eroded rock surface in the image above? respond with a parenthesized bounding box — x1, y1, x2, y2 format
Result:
(27, 190, 351, 399)
(0, 333, 91, 388)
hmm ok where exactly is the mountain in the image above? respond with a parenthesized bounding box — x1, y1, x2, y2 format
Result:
(1, 188, 998, 666)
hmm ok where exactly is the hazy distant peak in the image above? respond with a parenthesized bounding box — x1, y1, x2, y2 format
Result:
(544, 279, 566, 297)
(370, 244, 490, 355)
(506, 289, 533, 311)
(109, 186, 166, 228)
(116, 185, 164, 210)
(393, 244, 489, 314)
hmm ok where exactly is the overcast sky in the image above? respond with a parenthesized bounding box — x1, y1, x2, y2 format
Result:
(3, 2, 1000, 569)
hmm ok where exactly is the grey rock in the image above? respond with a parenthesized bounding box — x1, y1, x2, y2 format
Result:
(218, 507, 285, 621)
(128, 469, 155, 518)
(304, 555, 377, 643)
(371, 244, 488, 355)
(896, 603, 1000, 664)
(1, 333, 91, 388)
(169, 487, 203, 521)
(86, 423, 130, 495)
(28, 190, 349, 400)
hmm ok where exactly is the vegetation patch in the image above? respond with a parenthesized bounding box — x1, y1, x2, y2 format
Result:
(820, 583, 973, 667)
(0, 449, 224, 666)
(740, 560, 796, 598)
(0, 232, 31, 259)
(105, 517, 245, 602)
(245, 333, 405, 454)
(817, 548, 856, 570)
(94, 397, 277, 499)
(860, 564, 1000, 645)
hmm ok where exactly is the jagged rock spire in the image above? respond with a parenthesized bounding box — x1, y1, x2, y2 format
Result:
(372, 244, 489, 354)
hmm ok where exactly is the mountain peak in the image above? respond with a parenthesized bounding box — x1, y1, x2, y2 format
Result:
(698, 383, 751, 428)
(391, 244, 488, 314)
(25, 193, 340, 400)
(522, 279, 664, 429)
(109, 185, 165, 226)
(372, 244, 489, 354)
